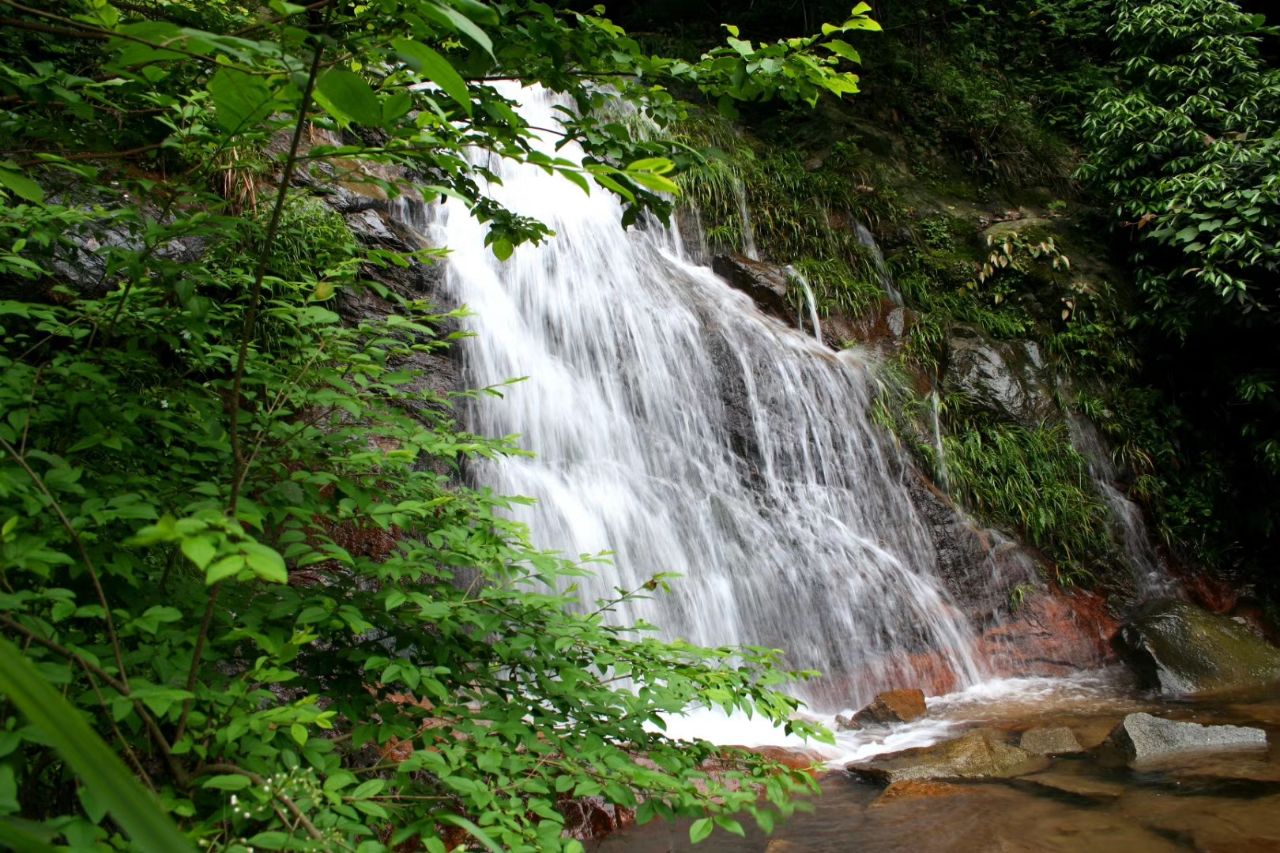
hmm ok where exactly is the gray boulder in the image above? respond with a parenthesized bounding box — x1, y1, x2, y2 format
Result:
(943, 324, 1056, 426)
(1019, 726, 1084, 755)
(1109, 712, 1267, 762)
(1117, 600, 1280, 695)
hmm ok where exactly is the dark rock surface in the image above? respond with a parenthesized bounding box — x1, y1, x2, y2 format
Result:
(1108, 712, 1267, 762)
(943, 324, 1056, 427)
(712, 254, 793, 322)
(1117, 600, 1280, 695)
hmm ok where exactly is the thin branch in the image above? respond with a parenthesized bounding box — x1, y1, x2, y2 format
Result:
(200, 763, 325, 841)
(178, 18, 328, 742)
(0, 615, 186, 786)
(0, 436, 129, 689)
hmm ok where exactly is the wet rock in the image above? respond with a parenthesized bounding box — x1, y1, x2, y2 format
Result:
(712, 254, 793, 321)
(834, 714, 859, 732)
(943, 324, 1056, 427)
(1108, 712, 1267, 762)
(846, 729, 1047, 784)
(1117, 600, 1280, 695)
(1020, 767, 1125, 800)
(871, 779, 968, 805)
(851, 688, 927, 726)
(1018, 726, 1084, 755)
(977, 589, 1119, 677)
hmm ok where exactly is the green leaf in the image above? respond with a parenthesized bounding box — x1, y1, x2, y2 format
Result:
(447, 0, 499, 26)
(205, 554, 244, 585)
(689, 817, 714, 843)
(242, 542, 287, 583)
(207, 68, 274, 133)
(0, 167, 44, 204)
(350, 779, 384, 799)
(714, 815, 745, 836)
(201, 774, 252, 791)
(823, 39, 861, 64)
(421, 3, 494, 56)
(491, 238, 514, 261)
(392, 40, 472, 115)
(626, 171, 680, 196)
(0, 816, 61, 853)
(180, 535, 217, 570)
(626, 157, 675, 175)
(316, 69, 383, 127)
(0, 637, 194, 852)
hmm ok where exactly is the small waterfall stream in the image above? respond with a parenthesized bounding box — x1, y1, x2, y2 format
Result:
(421, 87, 987, 710)
(1067, 414, 1175, 599)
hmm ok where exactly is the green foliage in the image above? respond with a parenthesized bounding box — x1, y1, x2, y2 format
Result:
(0, 0, 875, 849)
(1078, 0, 1280, 584)
(674, 123, 899, 315)
(942, 418, 1116, 586)
(1079, 0, 1280, 324)
(0, 635, 194, 852)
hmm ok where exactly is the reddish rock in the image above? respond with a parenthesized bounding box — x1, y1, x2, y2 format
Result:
(853, 689, 928, 726)
(738, 745, 827, 773)
(978, 589, 1119, 677)
(872, 779, 968, 805)
(1180, 572, 1239, 614)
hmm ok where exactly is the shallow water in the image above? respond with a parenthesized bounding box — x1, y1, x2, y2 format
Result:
(602, 673, 1280, 852)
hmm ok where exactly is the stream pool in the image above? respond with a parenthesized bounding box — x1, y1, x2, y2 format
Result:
(599, 670, 1280, 851)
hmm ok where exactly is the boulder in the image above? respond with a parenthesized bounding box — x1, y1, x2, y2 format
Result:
(712, 254, 793, 321)
(833, 714, 859, 732)
(1117, 600, 1280, 695)
(846, 729, 1046, 784)
(851, 688, 928, 726)
(1108, 712, 1267, 762)
(1018, 726, 1084, 755)
(943, 324, 1056, 427)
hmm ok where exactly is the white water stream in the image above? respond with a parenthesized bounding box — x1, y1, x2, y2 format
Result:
(1067, 414, 1175, 600)
(412, 86, 994, 715)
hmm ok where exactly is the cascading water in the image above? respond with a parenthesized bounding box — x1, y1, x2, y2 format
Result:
(784, 265, 824, 344)
(854, 222, 904, 306)
(732, 178, 761, 261)
(1067, 414, 1174, 600)
(422, 86, 985, 710)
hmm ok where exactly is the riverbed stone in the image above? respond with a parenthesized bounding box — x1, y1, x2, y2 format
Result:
(846, 729, 1047, 784)
(852, 688, 928, 726)
(871, 779, 968, 805)
(1117, 599, 1280, 695)
(1018, 726, 1084, 755)
(1108, 712, 1268, 762)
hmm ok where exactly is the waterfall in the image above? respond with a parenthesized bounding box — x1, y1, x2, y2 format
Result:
(423, 86, 985, 710)
(854, 222, 904, 306)
(928, 390, 949, 491)
(732, 178, 760, 261)
(784, 264, 824, 344)
(1067, 414, 1174, 600)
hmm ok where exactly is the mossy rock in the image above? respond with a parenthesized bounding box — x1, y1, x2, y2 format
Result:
(1117, 600, 1280, 696)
